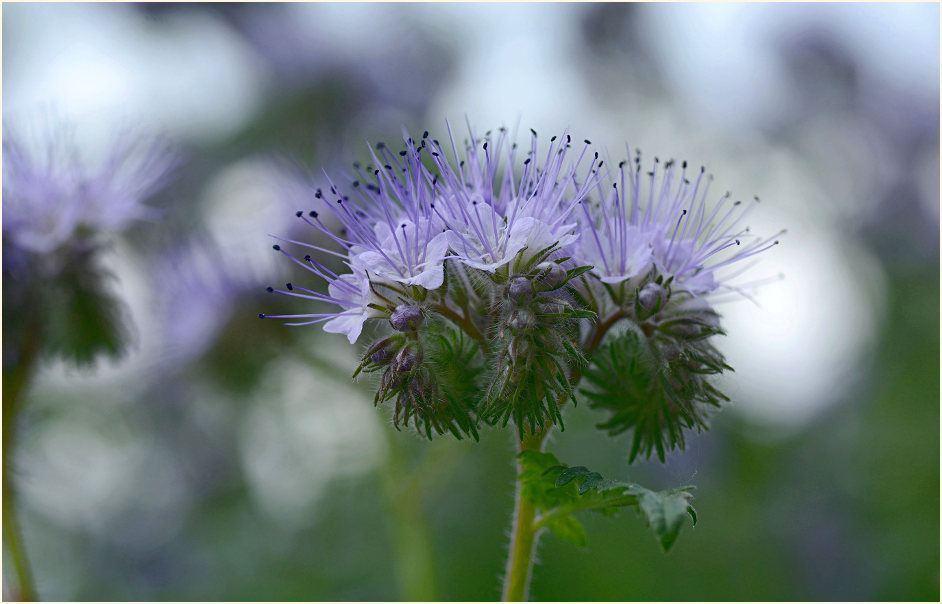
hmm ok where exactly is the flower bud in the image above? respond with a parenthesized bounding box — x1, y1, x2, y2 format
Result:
(371, 346, 394, 364)
(507, 277, 533, 303)
(658, 341, 682, 361)
(508, 308, 536, 332)
(390, 304, 423, 331)
(394, 345, 421, 373)
(534, 262, 566, 290)
(638, 282, 667, 314)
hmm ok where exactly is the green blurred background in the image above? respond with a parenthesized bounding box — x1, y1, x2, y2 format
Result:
(3, 3, 939, 600)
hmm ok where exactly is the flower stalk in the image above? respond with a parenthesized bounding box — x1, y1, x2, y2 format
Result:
(2, 327, 40, 602)
(502, 428, 549, 602)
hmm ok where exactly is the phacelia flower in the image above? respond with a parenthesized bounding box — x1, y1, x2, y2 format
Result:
(263, 123, 600, 342)
(2, 119, 177, 256)
(579, 151, 783, 300)
(263, 122, 780, 445)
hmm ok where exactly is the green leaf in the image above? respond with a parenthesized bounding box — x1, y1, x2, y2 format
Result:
(547, 515, 587, 548)
(636, 487, 698, 552)
(517, 450, 696, 552)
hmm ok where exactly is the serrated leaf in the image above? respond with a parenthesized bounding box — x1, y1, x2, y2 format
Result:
(518, 450, 697, 552)
(636, 487, 697, 552)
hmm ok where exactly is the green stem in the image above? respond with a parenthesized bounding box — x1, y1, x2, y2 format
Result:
(3, 332, 40, 602)
(501, 429, 548, 602)
(501, 308, 626, 601)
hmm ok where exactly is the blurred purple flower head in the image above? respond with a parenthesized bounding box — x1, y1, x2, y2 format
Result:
(2, 117, 177, 256)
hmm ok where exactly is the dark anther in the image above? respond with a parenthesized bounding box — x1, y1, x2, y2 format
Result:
(431, 152, 439, 157)
(309, 211, 318, 218)
(315, 189, 323, 198)
(682, 160, 688, 169)
(619, 160, 626, 168)
(272, 244, 281, 251)
(399, 150, 407, 156)
(530, 128, 537, 136)
(566, 134, 571, 143)
(258, 313, 265, 319)
(286, 283, 293, 290)
(524, 158, 531, 165)
(422, 130, 429, 138)
(377, 141, 386, 148)
(550, 135, 557, 142)
(295, 210, 303, 217)
(483, 142, 488, 150)
(266, 286, 274, 293)
(594, 152, 599, 159)
(352, 181, 360, 188)
(597, 161, 604, 168)
(584, 139, 591, 145)
(384, 165, 392, 170)
(304, 255, 311, 261)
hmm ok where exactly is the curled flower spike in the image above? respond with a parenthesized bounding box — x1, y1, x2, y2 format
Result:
(263, 121, 780, 448)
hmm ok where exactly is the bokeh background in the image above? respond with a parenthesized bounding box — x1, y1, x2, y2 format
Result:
(2, 2, 939, 600)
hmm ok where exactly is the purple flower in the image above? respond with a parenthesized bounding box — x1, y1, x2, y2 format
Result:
(426, 126, 597, 272)
(265, 123, 601, 342)
(261, 253, 387, 344)
(2, 119, 177, 255)
(578, 153, 782, 299)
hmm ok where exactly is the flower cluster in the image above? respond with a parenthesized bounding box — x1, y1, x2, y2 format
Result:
(2, 117, 178, 366)
(263, 123, 779, 452)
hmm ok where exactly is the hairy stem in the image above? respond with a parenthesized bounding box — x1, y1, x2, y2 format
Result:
(433, 303, 487, 346)
(3, 331, 40, 602)
(501, 429, 548, 602)
(501, 308, 626, 601)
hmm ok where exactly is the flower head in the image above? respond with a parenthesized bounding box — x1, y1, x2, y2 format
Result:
(2, 119, 177, 255)
(578, 152, 783, 301)
(264, 123, 601, 342)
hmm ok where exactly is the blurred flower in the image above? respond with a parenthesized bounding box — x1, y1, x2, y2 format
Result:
(2, 113, 178, 366)
(2, 118, 176, 256)
(154, 235, 259, 363)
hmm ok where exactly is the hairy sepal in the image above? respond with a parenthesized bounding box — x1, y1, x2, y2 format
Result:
(356, 319, 483, 440)
(581, 289, 731, 462)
